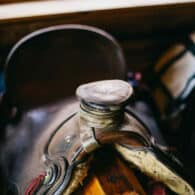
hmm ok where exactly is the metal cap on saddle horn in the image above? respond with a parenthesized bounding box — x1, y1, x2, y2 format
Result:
(76, 80, 133, 153)
(76, 79, 133, 107)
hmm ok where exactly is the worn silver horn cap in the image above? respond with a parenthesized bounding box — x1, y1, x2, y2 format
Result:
(76, 80, 133, 106)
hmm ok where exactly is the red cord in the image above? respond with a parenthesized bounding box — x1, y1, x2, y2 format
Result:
(150, 183, 167, 195)
(25, 172, 46, 195)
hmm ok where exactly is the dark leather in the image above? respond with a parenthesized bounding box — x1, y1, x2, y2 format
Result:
(1, 25, 194, 195)
(4, 24, 126, 110)
(3, 80, 194, 195)
(0, 24, 126, 194)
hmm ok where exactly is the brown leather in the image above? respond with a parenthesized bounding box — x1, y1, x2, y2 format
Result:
(3, 80, 194, 195)
(4, 25, 126, 110)
(1, 25, 194, 194)
(1, 25, 126, 194)
(3, 96, 146, 194)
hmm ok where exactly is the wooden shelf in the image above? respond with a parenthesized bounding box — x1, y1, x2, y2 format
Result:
(0, 0, 194, 22)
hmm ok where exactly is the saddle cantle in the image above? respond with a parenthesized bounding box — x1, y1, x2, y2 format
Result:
(10, 80, 194, 195)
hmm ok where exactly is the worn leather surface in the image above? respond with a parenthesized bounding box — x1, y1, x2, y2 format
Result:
(2, 98, 78, 193)
(4, 25, 126, 110)
(1, 24, 126, 194)
(1, 25, 195, 195)
(2, 85, 194, 195)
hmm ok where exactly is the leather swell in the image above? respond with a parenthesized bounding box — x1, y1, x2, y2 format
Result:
(46, 111, 152, 165)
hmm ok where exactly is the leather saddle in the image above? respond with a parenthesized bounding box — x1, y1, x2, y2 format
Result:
(3, 80, 194, 195)
(0, 25, 194, 195)
(0, 24, 126, 194)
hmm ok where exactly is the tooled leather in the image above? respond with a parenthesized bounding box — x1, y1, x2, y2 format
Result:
(5, 92, 194, 194)
(4, 98, 78, 194)
(9, 98, 152, 194)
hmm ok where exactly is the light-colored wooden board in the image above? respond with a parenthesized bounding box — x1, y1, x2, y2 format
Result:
(0, 2, 195, 70)
(0, 0, 194, 21)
